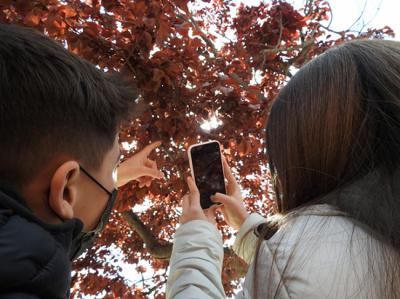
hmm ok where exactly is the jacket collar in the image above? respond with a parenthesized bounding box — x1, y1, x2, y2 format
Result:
(0, 182, 83, 246)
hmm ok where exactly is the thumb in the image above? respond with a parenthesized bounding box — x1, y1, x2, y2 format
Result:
(181, 194, 190, 213)
(186, 176, 201, 208)
(211, 193, 233, 205)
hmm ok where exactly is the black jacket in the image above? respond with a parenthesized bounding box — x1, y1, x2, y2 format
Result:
(0, 184, 83, 299)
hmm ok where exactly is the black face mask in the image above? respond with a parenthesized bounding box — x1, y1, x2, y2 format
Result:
(69, 166, 118, 261)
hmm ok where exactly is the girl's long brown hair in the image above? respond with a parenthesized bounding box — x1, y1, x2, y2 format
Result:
(255, 40, 400, 298)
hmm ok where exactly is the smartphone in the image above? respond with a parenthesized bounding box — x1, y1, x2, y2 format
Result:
(188, 140, 226, 209)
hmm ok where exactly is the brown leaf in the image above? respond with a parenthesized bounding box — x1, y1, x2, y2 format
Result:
(59, 5, 77, 18)
(24, 11, 41, 26)
(84, 22, 99, 37)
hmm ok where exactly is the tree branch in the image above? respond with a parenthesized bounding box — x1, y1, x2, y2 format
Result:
(347, 0, 368, 31)
(122, 210, 173, 259)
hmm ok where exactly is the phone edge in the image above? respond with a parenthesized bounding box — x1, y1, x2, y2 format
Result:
(187, 140, 227, 201)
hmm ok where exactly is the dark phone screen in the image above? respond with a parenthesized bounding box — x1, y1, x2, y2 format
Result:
(190, 142, 226, 209)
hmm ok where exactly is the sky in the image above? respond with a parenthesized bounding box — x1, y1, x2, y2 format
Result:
(242, 0, 400, 39)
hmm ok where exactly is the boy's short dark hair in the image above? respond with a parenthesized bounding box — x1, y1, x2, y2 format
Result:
(0, 24, 137, 189)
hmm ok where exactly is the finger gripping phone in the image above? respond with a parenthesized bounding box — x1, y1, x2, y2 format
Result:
(188, 140, 226, 209)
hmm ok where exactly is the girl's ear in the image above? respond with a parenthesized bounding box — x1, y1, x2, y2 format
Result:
(48, 161, 80, 220)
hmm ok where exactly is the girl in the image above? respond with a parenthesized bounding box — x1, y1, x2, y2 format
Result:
(166, 40, 400, 298)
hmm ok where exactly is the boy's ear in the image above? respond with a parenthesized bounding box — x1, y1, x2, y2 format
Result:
(48, 161, 80, 221)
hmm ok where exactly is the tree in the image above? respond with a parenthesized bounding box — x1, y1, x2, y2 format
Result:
(0, 0, 393, 297)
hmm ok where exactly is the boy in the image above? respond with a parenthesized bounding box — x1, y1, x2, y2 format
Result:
(0, 24, 162, 298)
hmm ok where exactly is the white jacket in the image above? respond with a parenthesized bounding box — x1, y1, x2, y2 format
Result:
(166, 204, 394, 298)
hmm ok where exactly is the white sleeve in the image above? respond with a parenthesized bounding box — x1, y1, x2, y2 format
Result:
(166, 220, 226, 299)
(233, 213, 267, 264)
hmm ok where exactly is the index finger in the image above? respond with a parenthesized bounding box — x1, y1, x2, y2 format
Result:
(139, 141, 162, 157)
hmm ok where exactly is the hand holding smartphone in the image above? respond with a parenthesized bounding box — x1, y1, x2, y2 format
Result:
(188, 140, 226, 209)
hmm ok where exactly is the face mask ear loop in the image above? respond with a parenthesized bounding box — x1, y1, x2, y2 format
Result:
(69, 189, 118, 261)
